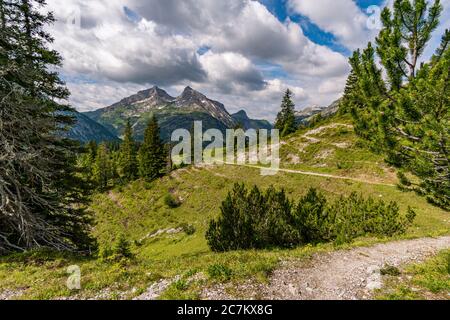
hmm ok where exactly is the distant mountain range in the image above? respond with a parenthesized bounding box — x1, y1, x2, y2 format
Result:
(73, 86, 272, 142)
(66, 86, 340, 143)
(295, 99, 340, 125)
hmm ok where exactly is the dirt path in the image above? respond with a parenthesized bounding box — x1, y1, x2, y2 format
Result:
(202, 236, 450, 300)
(221, 162, 397, 187)
(207, 122, 396, 187)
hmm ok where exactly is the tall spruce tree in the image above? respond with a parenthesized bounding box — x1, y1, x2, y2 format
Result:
(93, 144, 112, 190)
(275, 89, 297, 137)
(138, 116, 166, 181)
(0, 0, 93, 252)
(118, 120, 138, 181)
(342, 0, 449, 209)
(339, 68, 360, 114)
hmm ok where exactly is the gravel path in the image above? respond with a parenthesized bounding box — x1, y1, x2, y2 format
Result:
(0, 289, 25, 300)
(2, 237, 448, 300)
(202, 236, 450, 300)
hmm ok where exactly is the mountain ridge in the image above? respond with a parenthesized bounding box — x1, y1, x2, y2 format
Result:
(231, 110, 273, 130)
(69, 87, 340, 143)
(295, 99, 340, 125)
(83, 86, 272, 141)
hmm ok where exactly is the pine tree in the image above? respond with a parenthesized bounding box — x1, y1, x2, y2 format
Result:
(93, 144, 112, 190)
(118, 120, 138, 181)
(339, 68, 359, 114)
(342, 0, 449, 209)
(87, 140, 98, 164)
(189, 122, 198, 165)
(275, 89, 297, 137)
(138, 116, 167, 181)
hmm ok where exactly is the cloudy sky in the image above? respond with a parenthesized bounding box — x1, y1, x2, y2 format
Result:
(45, 0, 450, 120)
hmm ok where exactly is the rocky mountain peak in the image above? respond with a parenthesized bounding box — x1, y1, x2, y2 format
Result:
(178, 86, 206, 102)
(233, 110, 249, 118)
(231, 110, 273, 130)
(108, 86, 174, 110)
(145, 86, 175, 102)
(175, 86, 235, 127)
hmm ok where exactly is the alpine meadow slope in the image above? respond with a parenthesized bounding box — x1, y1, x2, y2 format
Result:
(0, 114, 448, 300)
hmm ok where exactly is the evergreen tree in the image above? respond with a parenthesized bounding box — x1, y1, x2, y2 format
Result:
(77, 141, 97, 190)
(138, 116, 166, 181)
(0, 0, 93, 252)
(86, 140, 98, 165)
(118, 120, 138, 181)
(275, 89, 297, 137)
(339, 68, 360, 114)
(342, 0, 449, 209)
(189, 122, 198, 165)
(93, 144, 112, 190)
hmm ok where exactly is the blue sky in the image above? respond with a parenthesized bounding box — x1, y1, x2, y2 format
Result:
(45, 0, 449, 120)
(260, 0, 385, 55)
(261, 0, 344, 52)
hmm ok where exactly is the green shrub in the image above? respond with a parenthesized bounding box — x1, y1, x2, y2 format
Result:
(330, 193, 414, 244)
(99, 246, 113, 260)
(207, 264, 233, 281)
(397, 171, 412, 187)
(447, 252, 450, 275)
(336, 161, 352, 170)
(206, 184, 301, 251)
(173, 279, 189, 291)
(100, 234, 133, 261)
(295, 188, 331, 244)
(164, 194, 181, 208)
(179, 223, 196, 236)
(206, 184, 415, 252)
(113, 234, 133, 259)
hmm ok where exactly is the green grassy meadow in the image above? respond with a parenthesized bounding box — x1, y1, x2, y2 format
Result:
(0, 117, 448, 300)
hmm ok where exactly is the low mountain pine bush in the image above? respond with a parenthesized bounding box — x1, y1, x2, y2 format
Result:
(206, 184, 415, 252)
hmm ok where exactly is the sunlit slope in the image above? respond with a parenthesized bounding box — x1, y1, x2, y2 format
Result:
(280, 115, 397, 185)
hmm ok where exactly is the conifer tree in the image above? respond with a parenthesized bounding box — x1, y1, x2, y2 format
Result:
(189, 122, 199, 165)
(0, 0, 93, 252)
(138, 116, 166, 181)
(93, 144, 112, 190)
(87, 140, 98, 165)
(275, 89, 297, 137)
(342, 0, 449, 208)
(339, 69, 360, 114)
(118, 120, 138, 181)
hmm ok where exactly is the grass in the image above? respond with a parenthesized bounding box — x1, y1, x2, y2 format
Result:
(376, 250, 450, 300)
(0, 116, 448, 300)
